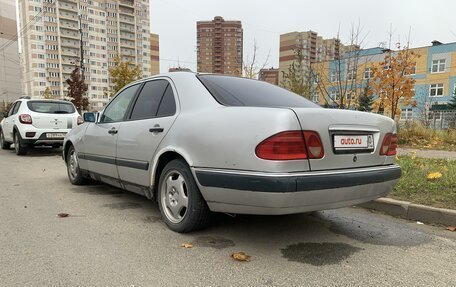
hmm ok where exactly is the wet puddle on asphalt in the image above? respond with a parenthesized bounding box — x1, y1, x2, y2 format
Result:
(281, 242, 362, 266)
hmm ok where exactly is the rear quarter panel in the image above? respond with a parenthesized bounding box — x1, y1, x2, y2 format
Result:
(156, 106, 309, 173)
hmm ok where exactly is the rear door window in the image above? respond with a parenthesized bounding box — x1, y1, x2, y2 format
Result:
(12, 102, 21, 115)
(27, 101, 75, 114)
(8, 102, 17, 117)
(129, 80, 169, 120)
(197, 74, 320, 108)
(156, 84, 176, 117)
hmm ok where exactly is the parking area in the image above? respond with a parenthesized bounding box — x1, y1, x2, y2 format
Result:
(1, 148, 456, 286)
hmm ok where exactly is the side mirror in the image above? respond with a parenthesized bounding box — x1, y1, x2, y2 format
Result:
(83, 112, 96, 123)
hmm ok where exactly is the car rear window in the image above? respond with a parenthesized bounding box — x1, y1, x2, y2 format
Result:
(197, 74, 321, 108)
(27, 101, 76, 114)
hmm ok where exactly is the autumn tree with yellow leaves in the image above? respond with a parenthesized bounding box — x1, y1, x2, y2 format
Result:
(371, 48, 419, 120)
(108, 56, 141, 96)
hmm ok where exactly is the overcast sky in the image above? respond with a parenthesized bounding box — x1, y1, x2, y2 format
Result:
(150, 0, 456, 73)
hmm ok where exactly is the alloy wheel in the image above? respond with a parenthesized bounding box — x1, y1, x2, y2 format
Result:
(14, 133, 19, 153)
(68, 149, 79, 180)
(161, 170, 189, 224)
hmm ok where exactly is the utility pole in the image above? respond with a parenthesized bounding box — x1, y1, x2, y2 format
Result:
(78, 14, 84, 81)
(78, 13, 86, 102)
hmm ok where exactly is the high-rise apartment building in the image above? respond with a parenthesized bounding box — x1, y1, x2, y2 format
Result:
(196, 16, 243, 76)
(18, 0, 151, 110)
(150, 32, 159, 75)
(0, 0, 22, 105)
(279, 31, 357, 83)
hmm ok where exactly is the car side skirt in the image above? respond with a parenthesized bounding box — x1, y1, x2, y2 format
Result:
(77, 153, 149, 170)
(81, 169, 152, 198)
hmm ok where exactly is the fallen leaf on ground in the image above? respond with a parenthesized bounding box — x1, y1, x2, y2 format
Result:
(181, 243, 193, 248)
(447, 226, 456, 232)
(57, 213, 69, 218)
(427, 172, 442, 180)
(231, 251, 251, 262)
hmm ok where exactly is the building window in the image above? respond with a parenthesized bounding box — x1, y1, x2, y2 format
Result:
(363, 67, 372, 79)
(330, 90, 340, 101)
(429, 83, 444, 97)
(330, 71, 338, 82)
(400, 108, 413, 120)
(347, 69, 357, 81)
(431, 59, 446, 73)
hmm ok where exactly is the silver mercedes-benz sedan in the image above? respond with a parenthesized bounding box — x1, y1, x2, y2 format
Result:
(63, 72, 401, 232)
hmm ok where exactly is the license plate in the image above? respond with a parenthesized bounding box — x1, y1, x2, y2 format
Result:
(46, 133, 66, 138)
(334, 134, 374, 151)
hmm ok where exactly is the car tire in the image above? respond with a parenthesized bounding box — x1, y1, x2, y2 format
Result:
(13, 132, 27, 155)
(158, 159, 210, 233)
(0, 130, 11, 150)
(66, 145, 88, 185)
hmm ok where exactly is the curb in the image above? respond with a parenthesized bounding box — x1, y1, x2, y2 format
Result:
(358, 197, 456, 226)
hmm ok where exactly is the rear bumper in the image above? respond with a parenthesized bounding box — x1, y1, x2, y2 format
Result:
(19, 128, 69, 145)
(193, 165, 401, 215)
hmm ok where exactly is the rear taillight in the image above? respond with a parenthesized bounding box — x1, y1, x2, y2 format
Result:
(255, 131, 324, 160)
(380, 133, 398, 156)
(77, 116, 84, 125)
(303, 131, 325, 159)
(19, 114, 32, 124)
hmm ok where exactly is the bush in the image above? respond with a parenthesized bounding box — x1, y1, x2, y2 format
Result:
(398, 122, 456, 150)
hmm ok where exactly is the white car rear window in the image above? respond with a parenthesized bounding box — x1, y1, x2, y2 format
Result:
(27, 101, 76, 114)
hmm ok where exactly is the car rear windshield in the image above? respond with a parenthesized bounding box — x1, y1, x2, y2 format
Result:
(197, 74, 321, 108)
(27, 101, 76, 114)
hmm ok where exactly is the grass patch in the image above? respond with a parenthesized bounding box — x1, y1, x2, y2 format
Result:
(398, 122, 456, 151)
(391, 155, 456, 209)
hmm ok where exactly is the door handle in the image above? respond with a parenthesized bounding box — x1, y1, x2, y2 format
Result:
(149, 127, 164, 133)
(108, 128, 118, 135)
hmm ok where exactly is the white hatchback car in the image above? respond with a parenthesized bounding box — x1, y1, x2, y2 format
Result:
(0, 97, 82, 155)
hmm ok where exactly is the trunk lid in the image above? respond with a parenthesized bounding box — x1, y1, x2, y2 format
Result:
(291, 108, 396, 171)
(31, 112, 78, 129)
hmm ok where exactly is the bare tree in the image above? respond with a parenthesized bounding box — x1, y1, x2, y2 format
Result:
(243, 39, 270, 79)
(311, 22, 370, 109)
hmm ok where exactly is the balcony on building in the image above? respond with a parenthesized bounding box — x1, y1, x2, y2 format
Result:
(59, 10, 78, 21)
(61, 47, 79, 57)
(119, 14, 135, 24)
(119, 6, 134, 15)
(120, 31, 135, 40)
(58, 1, 78, 12)
(60, 28, 79, 40)
(120, 23, 135, 33)
(60, 39, 79, 48)
(60, 20, 78, 30)
(119, 0, 134, 7)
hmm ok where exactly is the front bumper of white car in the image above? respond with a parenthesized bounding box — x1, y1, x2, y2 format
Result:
(193, 165, 401, 215)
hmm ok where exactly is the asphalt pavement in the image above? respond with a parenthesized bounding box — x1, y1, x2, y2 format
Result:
(1, 147, 455, 286)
